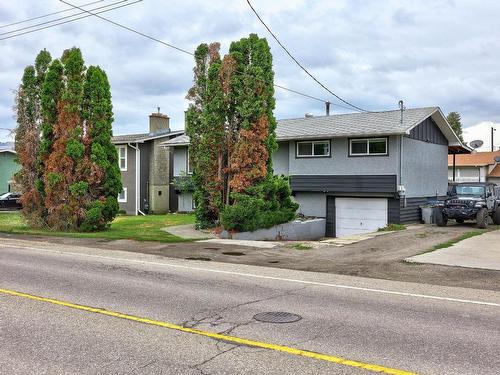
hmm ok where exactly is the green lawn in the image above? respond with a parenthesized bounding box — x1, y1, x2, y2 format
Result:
(0, 212, 195, 243)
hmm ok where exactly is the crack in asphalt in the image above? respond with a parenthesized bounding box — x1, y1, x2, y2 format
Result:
(190, 345, 238, 375)
(184, 288, 307, 374)
(181, 288, 304, 332)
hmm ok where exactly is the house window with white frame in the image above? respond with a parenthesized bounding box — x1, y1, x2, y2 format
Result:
(118, 188, 127, 203)
(296, 140, 331, 157)
(117, 145, 127, 171)
(349, 138, 388, 156)
(187, 148, 193, 174)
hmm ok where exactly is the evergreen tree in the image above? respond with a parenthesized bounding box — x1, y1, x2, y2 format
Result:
(80, 66, 122, 231)
(186, 34, 297, 230)
(447, 112, 464, 143)
(44, 48, 86, 230)
(13, 47, 122, 232)
(226, 34, 277, 192)
(14, 49, 52, 226)
(186, 43, 225, 228)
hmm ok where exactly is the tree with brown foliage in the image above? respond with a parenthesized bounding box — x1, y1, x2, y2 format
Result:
(15, 48, 121, 231)
(186, 34, 297, 230)
(14, 49, 51, 226)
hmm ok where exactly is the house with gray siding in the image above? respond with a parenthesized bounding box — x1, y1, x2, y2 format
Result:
(162, 107, 467, 237)
(112, 112, 183, 215)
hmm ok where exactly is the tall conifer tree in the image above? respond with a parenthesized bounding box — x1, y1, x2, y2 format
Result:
(44, 48, 86, 229)
(14, 49, 52, 226)
(80, 66, 122, 230)
(186, 34, 297, 230)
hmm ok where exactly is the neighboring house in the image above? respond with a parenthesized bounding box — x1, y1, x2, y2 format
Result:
(163, 107, 467, 237)
(448, 151, 500, 185)
(0, 148, 20, 193)
(112, 112, 183, 215)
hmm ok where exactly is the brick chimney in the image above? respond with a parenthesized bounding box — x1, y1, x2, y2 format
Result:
(149, 111, 170, 133)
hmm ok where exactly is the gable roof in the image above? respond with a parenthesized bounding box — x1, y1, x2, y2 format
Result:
(162, 133, 190, 146)
(447, 151, 500, 167)
(161, 106, 464, 147)
(112, 129, 184, 144)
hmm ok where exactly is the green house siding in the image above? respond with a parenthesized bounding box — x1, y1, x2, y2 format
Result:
(0, 152, 20, 193)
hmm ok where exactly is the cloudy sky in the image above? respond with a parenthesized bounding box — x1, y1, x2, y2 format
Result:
(1, 0, 500, 150)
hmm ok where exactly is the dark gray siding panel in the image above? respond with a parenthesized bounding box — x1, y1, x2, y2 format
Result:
(399, 197, 428, 223)
(388, 198, 401, 223)
(408, 117, 448, 146)
(326, 196, 335, 237)
(290, 175, 397, 193)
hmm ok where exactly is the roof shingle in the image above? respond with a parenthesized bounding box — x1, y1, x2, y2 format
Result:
(112, 129, 184, 144)
(161, 106, 464, 148)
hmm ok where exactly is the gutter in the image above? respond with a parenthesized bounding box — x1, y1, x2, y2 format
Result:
(127, 142, 145, 216)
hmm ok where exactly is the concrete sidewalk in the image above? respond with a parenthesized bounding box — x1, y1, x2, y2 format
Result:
(407, 230, 500, 271)
(161, 224, 215, 240)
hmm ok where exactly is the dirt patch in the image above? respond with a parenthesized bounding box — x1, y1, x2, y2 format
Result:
(4, 224, 500, 291)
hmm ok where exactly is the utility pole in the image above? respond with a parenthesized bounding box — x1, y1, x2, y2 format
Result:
(492, 127, 497, 152)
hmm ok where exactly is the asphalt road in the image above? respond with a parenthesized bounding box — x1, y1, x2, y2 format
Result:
(1, 238, 499, 375)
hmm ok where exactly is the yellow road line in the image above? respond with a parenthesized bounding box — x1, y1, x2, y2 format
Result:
(0, 287, 417, 375)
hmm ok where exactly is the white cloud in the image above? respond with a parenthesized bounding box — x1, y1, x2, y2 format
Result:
(2, 0, 500, 140)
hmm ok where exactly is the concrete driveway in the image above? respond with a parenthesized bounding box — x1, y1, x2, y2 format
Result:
(408, 229, 500, 271)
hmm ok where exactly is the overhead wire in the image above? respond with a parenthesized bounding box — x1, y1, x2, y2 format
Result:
(0, 0, 136, 37)
(0, 0, 103, 29)
(246, 0, 368, 112)
(59, 0, 353, 109)
(2, 0, 357, 111)
(0, 1, 142, 41)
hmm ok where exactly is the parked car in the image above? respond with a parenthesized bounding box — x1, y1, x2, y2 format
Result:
(435, 182, 500, 228)
(0, 192, 22, 210)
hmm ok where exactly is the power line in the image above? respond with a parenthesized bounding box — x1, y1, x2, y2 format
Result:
(0, 0, 133, 37)
(60, 0, 194, 56)
(59, 0, 354, 109)
(0, 1, 141, 41)
(3, 0, 351, 110)
(0, 0, 103, 29)
(246, 0, 368, 113)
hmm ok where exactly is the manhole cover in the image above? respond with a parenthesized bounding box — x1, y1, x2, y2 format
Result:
(253, 312, 302, 324)
(222, 251, 245, 256)
(185, 257, 212, 261)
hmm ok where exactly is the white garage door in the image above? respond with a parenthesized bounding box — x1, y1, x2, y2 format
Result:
(335, 198, 388, 237)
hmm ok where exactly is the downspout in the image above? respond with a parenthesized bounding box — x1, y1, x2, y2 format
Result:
(128, 142, 146, 216)
(398, 100, 406, 208)
(400, 134, 406, 208)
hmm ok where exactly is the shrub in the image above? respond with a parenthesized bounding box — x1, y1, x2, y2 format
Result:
(220, 175, 298, 232)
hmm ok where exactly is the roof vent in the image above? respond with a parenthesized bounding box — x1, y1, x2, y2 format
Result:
(398, 100, 405, 124)
(305, 113, 314, 118)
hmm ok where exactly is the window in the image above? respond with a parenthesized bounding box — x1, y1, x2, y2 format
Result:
(187, 148, 193, 174)
(455, 185, 485, 197)
(117, 146, 127, 171)
(349, 138, 388, 156)
(118, 188, 127, 203)
(296, 140, 330, 157)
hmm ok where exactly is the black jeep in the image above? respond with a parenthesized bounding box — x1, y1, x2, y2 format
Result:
(435, 182, 500, 228)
